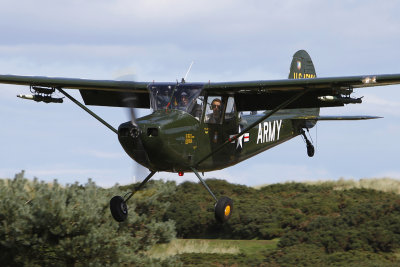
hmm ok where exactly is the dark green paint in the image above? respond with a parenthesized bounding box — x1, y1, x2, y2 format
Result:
(118, 108, 313, 173)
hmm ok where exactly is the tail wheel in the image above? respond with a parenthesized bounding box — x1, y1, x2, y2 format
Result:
(307, 144, 315, 157)
(110, 196, 128, 222)
(214, 196, 233, 223)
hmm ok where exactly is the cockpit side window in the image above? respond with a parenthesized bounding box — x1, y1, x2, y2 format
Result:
(203, 96, 236, 124)
(225, 96, 236, 120)
(150, 85, 174, 110)
(204, 96, 223, 124)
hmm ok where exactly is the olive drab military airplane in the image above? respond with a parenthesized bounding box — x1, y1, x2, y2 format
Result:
(2, 50, 400, 223)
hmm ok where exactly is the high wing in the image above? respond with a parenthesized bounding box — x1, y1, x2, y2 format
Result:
(204, 74, 400, 111)
(1, 72, 400, 111)
(0, 74, 150, 108)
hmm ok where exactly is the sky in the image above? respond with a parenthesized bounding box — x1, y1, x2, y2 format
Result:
(1, 0, 400, 187)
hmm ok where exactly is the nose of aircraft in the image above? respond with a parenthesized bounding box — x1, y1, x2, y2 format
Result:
(118, 110, 201, 172)
(118, 122, 150, 168)
(118, 121, 140, 139)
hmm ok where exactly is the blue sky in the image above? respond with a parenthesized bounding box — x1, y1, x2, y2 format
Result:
(1, 0, 400, 187)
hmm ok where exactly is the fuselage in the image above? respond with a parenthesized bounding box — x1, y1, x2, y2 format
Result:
(117, 82, 319, 173)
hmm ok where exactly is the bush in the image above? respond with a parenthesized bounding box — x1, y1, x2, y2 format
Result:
(0, 171, 176, 266)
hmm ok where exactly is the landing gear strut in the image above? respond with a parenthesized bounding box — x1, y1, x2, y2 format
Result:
(191, 167, 233, 223)
(110, 171, 156, 222)
(301, 129, 315, 157)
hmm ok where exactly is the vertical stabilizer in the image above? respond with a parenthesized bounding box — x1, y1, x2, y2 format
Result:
(288, 50, 320, 127)
(289, 50, 316, 79)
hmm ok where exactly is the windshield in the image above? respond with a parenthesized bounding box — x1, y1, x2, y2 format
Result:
(149, 83, 204, 117)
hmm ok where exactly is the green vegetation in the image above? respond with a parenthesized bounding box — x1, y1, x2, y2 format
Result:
(0, 171, 177, 266)
(165, 179, 400, 265)
(2, 172, 400, 266)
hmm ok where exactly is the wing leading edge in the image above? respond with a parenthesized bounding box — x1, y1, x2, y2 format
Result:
(0, 74, 148, 91)
(1, 65, 400, 110)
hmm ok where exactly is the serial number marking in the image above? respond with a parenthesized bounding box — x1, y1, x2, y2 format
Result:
(185, 133, 194, 144)
(293, 73, 316, 79)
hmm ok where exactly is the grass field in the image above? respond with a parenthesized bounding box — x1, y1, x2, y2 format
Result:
(148, 238, 279, 260)
(255, 177, 400, 194)
(306, 177, 400, 194)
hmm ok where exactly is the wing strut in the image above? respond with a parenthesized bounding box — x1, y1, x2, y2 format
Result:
(57, 88, 118, 134)
(194, 87, 314, 167)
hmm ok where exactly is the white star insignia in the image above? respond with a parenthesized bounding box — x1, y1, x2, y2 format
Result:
(236, 125, 244, 149)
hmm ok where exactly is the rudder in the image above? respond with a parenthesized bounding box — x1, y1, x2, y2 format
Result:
(288, 50, 316, 79)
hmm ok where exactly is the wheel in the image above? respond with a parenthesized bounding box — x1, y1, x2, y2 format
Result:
(214, 196, 233, 223)
(307, 144, 315, 157)
(110, 196, 128, 222)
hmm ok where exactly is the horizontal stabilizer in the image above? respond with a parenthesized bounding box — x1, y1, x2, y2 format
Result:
(296, 115, 382, 120)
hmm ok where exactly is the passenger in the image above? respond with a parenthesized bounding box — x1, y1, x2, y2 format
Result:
(207, 98, 222, 123)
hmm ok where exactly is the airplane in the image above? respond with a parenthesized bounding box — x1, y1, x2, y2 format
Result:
(1, 50, 399, 223)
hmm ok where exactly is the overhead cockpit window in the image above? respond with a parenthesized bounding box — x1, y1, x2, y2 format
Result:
(148, 84, 204, 119)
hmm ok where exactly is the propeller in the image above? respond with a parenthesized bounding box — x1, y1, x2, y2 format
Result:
(114, 71, 150, 182)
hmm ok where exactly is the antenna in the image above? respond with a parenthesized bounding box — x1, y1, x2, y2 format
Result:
(182, 61, 194, 83)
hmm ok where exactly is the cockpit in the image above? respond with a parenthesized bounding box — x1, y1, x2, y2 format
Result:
(148, 83, 204, 119)
(148, 83, 237, 124)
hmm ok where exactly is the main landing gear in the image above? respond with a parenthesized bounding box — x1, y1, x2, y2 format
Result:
(191, 167, 233, 223)
(110, 171, 156, 222)
(110, 168, 233, 223)
(301, 128, 315, 157)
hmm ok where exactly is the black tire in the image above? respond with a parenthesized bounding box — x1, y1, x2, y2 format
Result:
(110, 196, 128, 222)
(307, 144, 315, 157)
(214, 196, 233, 223)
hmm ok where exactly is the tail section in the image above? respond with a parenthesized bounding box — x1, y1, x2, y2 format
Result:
(287, 50, 319, 129)
(289, 50, 316, 79)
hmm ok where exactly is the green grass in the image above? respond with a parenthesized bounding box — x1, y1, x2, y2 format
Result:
(222, 239, 278, 259)
(147, 238, 279, 260)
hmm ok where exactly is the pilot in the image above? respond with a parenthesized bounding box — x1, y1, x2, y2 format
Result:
(207, 98, 222, 123)
(157, 88, 171, 108)
(180, 92, 189, 106)
(177, 91, 189, 111)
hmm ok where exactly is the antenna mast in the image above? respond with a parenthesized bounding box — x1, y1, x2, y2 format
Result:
(182, 61, 194, 83)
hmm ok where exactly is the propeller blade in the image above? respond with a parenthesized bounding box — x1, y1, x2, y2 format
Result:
(132, 161, 150, 183)
(122, 97, 138, 126)
(114, 71, 139, 127)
